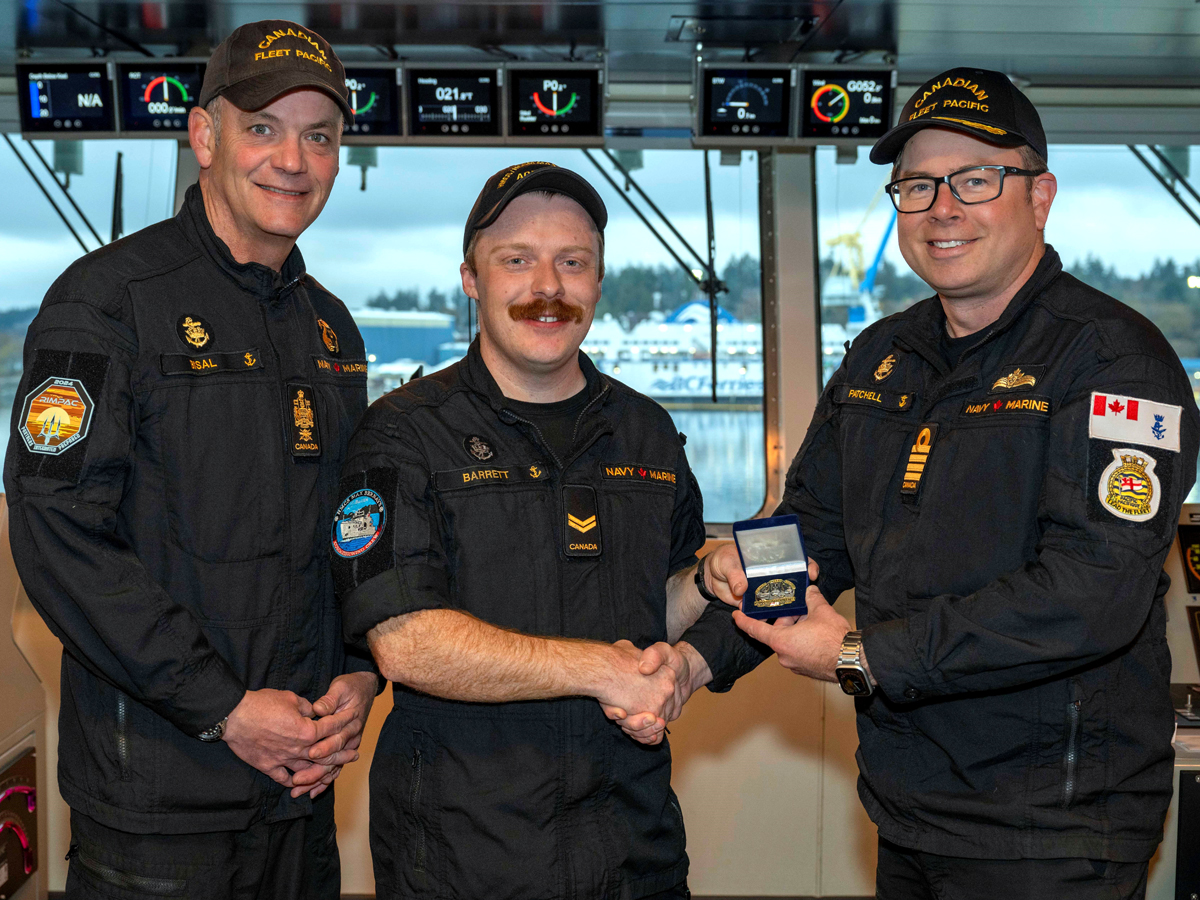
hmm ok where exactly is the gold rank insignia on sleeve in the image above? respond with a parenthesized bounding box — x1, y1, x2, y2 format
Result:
(873, 354, 898, 383)
(900, 423, 939, 497)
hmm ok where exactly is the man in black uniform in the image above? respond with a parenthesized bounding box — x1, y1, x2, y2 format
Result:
(705, 69, 1200, 898)
(333, 162, 760, 900)
(4, 21, 377, 899)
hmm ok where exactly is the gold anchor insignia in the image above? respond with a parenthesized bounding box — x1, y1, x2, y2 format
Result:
(317, 318, 339, 355)
(873, 354, 897, 382)
(181, 316, 210, 349)
(529, 465, 542, 479)
(899, 394, 909, 409)
(992, 368, 1036, 391)
(244, 351, 256, 367)
(293, 389, 315, 441)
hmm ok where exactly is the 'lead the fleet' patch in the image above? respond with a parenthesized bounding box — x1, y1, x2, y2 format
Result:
(1098, 448, 1161, 522)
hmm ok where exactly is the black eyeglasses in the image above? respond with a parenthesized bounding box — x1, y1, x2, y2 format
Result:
(885, 165, 1041, 213)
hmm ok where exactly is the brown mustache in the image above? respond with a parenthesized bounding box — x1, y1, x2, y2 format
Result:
(508, 299, 585, 324)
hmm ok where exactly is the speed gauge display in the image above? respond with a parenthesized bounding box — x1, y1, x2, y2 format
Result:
(117, 62, 204, 133)
(702, 68, 792, 138)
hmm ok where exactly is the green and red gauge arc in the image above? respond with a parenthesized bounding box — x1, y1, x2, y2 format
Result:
(142, 75, 189, 103)
(532, 90, 578, 117)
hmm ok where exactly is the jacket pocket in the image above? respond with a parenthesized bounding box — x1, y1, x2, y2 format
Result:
(1061, 699, 1082, 808)
(72, 845, 187, 896)
(410, 739, 428, 875)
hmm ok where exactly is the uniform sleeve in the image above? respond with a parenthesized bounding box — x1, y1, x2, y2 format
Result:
(333, 421, 451, 653)
(3, 297, 246, 737)
(667, 443, 772, 691)
(864, 352, 1200, 702)
(774, 358, 856, 603)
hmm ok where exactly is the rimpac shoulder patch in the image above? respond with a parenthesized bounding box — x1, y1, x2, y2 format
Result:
(15, 348, 109, 483)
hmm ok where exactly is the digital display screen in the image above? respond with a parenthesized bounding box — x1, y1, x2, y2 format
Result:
(701, 68, 791, 138)
(801, 69, 893, 139)
(343, 68, 400, 136)
(116, 62, 204, 133)
(509, 69, 602, 138)
(407, 68, 499, 137)
(1179, 525, 1200, 594)
(17, 62, 115, 134)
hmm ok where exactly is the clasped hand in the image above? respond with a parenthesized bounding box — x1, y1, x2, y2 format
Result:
(222, 671, 377, 799)
(595, 640, 705, 746)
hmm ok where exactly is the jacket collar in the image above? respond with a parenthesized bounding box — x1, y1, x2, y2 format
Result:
(461, 336, 610, 414)
(895, 244, 1064, 371)
(176, 183, 307, 299)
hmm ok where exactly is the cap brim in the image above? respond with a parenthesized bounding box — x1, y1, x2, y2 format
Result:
(466, 168, 608, 255)
(222, 72, 354, 124)
(869, 116, 1028, 165)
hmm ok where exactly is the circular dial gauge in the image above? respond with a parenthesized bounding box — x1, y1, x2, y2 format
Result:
(530, 80, 578, 117)
(811, 83, 850, 123)
(346, 78, 377, 116)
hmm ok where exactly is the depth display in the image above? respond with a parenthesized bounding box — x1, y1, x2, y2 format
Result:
(343, 68, 400, 136)
(17, 62, 115, 134)
(702, 68, 791, 138)
(801, 69, 892, 139)
(408, 69, 499, 137)
(117, 62, 204, 133)
(509, 69, 601, 138)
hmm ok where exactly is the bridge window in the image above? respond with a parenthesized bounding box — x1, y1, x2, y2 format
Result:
(817, 144, 1200, 500)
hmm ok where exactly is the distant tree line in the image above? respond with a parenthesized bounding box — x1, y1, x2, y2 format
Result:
(365, 253, 765, 331)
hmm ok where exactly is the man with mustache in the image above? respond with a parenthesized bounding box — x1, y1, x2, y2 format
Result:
(332, 162, 759, 900)
(5, 20, 376, 898)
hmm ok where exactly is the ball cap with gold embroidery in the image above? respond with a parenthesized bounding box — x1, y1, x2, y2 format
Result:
(869, 67, 1046, 165)
(463, 162, 608, 256)
(199, 20, 353, 123)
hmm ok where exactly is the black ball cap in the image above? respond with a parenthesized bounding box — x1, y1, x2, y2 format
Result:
(870, 67, 1046, 166)
(199, 20, 353, 124)
(463, 162, 608, 257)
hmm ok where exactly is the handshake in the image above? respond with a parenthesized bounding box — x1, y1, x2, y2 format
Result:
(593, 639, 711, 746)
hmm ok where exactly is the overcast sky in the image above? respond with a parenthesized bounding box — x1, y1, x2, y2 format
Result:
(2, 140, 1198, 312)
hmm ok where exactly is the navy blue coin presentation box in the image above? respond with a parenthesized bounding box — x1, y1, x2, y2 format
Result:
(732, 514, 809, 619)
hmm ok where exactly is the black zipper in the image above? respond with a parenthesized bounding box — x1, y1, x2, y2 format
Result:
(115, 693, 131, 782)
(74, 847, 186, 895)
(1061, 699, 1081, 808)
(411, 747, 426, 873)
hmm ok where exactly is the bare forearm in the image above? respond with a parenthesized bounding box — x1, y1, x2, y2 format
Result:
(666, 565, 707, 643)
(367, 609, 620, 702)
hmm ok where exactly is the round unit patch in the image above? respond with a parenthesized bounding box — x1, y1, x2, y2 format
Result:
(176, 314, 214, 350)
(1099, 448, 1160, 522)
(19, 377, 94, 456)
(464, 434, 495, 461)
(332, 489, 387, 558)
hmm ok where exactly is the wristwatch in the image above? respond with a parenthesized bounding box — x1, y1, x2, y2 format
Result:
(694, 554, 722, 604)
(197, 716, 228, 742)
(835, 631, 874, 697)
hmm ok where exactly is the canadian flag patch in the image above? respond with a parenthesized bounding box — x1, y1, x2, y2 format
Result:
(1089, 392, 1181, 452)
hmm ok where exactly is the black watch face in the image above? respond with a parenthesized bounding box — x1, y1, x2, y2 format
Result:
(837, 669, 871, 695)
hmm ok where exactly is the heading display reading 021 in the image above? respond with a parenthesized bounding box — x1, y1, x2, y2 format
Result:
(408, 69, 499, 137)
(343, 68, 399, 136)
(17, 62, 115, 134)
(509, 70, 601, 138)
(702, 69, 791, 138)
(117, 62, 204, 132)
(801, 70, 892, 139)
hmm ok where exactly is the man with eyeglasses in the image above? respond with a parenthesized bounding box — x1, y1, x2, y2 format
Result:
(702, 68, 1199, 898)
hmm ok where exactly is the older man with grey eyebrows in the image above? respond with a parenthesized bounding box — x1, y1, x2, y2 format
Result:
(5, 20, 377, 899)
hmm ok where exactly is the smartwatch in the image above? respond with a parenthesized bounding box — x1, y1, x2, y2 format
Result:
(197, 716, 228, 742)
(835, 631, 874, 697)
(694, 554, 723, 604)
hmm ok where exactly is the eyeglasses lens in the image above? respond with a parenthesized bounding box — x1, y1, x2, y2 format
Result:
(892, 168, 1004, 212)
